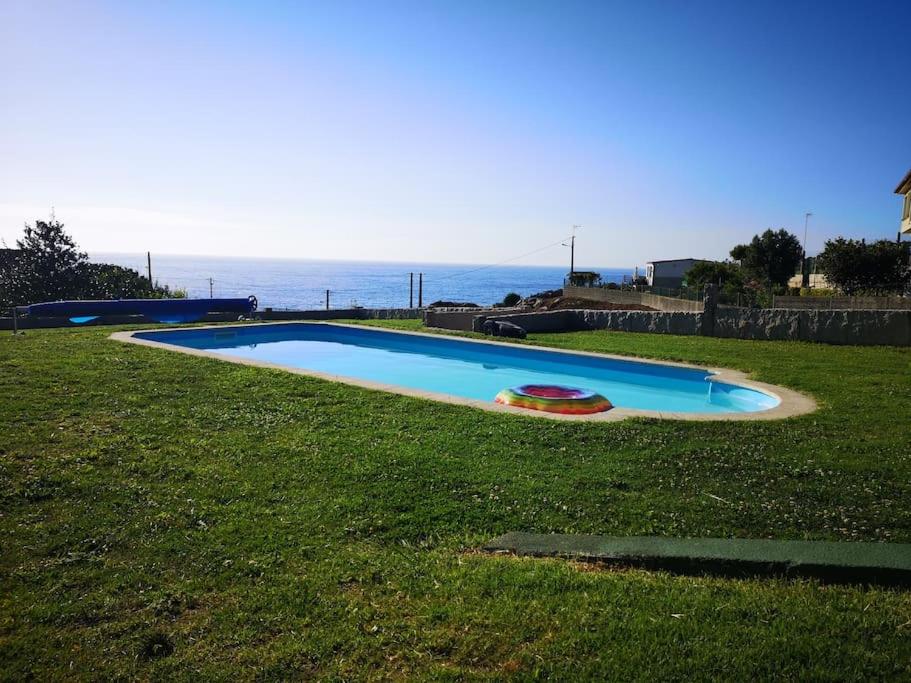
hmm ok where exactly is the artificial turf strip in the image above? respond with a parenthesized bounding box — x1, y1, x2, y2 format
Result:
(485, 532, 911, 586)
(2, 323, 911, 679)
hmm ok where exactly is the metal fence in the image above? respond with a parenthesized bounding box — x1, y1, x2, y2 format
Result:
(567, 283, 704, 302)
(636, 285, 703, 302)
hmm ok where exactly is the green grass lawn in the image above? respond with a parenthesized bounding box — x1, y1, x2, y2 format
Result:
(1, 322, 910, 680)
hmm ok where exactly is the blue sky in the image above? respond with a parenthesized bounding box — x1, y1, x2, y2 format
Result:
(1, 0, 908, 267)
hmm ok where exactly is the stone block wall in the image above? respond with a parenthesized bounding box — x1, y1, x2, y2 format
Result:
(472, 309, 702, 336)
(772, 295, 911, 310)
(467, 307, 910, 346)
(713, 308, 911, 345)
(1, 307, 423, 330)
(472, 310, 577, 333)
(424, 307, 524, 331)
(260, 308, 422, 321)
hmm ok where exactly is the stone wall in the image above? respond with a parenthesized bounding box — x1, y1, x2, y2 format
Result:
(0, 312, 242, 330)
(468, 307, 910, 346)
(564, 285, 703, 312)
(472, 310, 577, 333)
(260, 308, 421, 321)
(0, 307, 423, 330)
(472, 310, 703, 336)
(424, 307, 524, 332)
(772, 295, 911, 310)
(713, 308, 911, 345)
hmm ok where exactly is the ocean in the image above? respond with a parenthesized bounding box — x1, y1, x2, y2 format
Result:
(91, 253, 634, 310)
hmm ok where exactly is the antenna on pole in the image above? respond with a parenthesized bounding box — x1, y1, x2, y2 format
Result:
(802, 212, 813, 255)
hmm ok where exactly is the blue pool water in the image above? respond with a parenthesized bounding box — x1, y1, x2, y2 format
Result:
(136, 324, 780, 414)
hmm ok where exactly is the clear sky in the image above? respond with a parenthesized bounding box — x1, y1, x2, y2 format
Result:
(1, 0, 908, 268)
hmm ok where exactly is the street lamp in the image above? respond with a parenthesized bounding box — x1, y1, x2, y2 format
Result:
(802, 212, 813, 287)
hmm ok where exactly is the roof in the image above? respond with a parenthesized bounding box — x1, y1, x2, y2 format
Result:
(895, 168, 911, 194)
(645, 258, 709, 265)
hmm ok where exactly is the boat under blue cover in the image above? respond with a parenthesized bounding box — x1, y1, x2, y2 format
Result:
(19, 296, 257, 324)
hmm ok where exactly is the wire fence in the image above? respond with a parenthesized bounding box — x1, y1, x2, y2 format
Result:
(568, 282, 705, 302)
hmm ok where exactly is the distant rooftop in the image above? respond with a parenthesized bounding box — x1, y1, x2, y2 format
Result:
(895, 168, 911, 194)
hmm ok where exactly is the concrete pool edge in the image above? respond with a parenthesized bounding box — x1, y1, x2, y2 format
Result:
(109, 322, 817, 422)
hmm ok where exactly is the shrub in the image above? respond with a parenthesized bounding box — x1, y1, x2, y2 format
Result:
(428, 300, 478, 308)
(816, 238, 910, 295)
(500, 292, 522, 307)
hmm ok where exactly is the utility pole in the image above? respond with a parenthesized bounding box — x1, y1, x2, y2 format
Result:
(802, 212, 813, 288)
(563, 225, 581, 282)
(326, 289, 330, 310)
(208, 277, 214, 298)
(147, 251, 153, 288)
(409, 272, 414, 308)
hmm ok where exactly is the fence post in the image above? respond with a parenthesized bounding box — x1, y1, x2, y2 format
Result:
(701, 284, 718, 336)
(326, 289, 330, 310)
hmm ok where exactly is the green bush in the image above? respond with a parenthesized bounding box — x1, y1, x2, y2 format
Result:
(816, 238, 910, 295)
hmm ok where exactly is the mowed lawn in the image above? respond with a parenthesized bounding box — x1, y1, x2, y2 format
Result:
(1, 321, 910, 680)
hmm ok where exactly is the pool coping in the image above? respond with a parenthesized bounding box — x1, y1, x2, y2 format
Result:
(109, 322, 817, 422)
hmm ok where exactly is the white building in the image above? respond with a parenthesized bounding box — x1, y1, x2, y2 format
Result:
(644, 258, 712, 288)
(896, 169, 911, 238)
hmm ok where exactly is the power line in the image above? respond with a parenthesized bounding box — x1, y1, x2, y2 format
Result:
(431, 235, 573, 282)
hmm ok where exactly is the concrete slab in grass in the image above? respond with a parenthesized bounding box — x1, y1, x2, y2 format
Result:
(484, 532, 911, 586)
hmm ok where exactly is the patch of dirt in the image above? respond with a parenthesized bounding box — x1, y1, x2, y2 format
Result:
(530, 296, 656, 312)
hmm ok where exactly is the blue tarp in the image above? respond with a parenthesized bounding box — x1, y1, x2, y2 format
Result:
(19, 297, 257, 324)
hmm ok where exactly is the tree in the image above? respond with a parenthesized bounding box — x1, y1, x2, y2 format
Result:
(683, 260, 763, 306)
(816, 238, 910, 295)
(78, 263, 186, 300)
(730, 229, 803, 290)
(0, 219, 86, 307)
(566, 271, 601, 287)
(0, 217, 181, 308)
(684, 261, 744, 291)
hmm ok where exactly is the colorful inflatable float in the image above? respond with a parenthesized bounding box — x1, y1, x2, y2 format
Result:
(494, 384, 613, 415)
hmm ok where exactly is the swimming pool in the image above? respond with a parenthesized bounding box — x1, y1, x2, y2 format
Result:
(117, 323, 811, 420)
